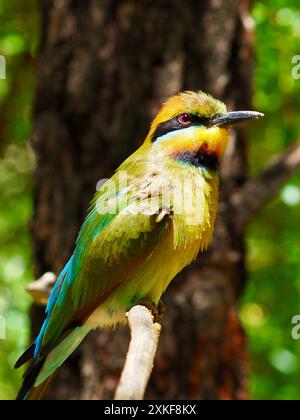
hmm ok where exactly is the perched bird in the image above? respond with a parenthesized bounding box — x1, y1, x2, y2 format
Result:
(16, 91, 263, 400)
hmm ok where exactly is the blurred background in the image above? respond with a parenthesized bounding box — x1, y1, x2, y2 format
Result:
(0, 0, 300, 400)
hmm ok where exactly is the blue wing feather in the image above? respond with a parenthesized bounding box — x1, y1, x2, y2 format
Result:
(34, 255, 75, 358)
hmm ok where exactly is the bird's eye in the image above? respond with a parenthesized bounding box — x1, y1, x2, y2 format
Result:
(178, 113, 193, 126)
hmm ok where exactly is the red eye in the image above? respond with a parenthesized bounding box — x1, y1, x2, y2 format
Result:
(178, 113, 192, 126)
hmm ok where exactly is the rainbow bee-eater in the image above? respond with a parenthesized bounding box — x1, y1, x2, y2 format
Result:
(16, 91, 263, 400)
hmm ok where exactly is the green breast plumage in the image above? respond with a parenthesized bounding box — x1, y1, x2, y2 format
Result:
(85, 164, 219, 328)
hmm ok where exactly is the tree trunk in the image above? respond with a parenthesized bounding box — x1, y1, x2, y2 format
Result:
(31, 0, 254, 400)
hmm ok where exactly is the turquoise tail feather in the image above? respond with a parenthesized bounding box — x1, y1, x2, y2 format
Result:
(16, 326, 91, 400)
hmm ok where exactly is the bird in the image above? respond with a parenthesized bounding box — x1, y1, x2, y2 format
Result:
(15, 90, 263, 400)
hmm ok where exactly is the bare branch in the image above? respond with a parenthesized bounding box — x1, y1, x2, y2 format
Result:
(26, 272, 56, 306)
(231, 140, 300, 229)
(114, 305, 161, 400)
(27, 275, 161, 399)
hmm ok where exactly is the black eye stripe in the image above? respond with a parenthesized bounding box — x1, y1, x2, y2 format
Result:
(151, 115, 210, 142)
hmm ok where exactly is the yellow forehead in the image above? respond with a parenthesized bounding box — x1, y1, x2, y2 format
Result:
(149, 91, 226, 135)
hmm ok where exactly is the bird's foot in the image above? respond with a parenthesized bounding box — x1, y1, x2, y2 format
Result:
(157, 300, 165, 321)
(132, 299, 165, 323)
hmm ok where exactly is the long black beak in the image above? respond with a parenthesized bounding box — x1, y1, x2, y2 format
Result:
(210, 111, 264, 128)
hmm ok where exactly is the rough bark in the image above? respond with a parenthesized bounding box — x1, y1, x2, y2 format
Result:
(31, 0, 254, 400)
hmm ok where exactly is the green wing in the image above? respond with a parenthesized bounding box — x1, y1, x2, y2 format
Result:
(38, 188, 170, 354)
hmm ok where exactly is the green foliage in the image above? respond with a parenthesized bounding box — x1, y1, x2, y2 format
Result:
(0, 0, 299, 401)
(239, 0, 300, 400)
(0, 0, 39, 400)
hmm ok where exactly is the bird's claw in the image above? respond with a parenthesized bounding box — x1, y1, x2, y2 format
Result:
(132, 299, 165, 323)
